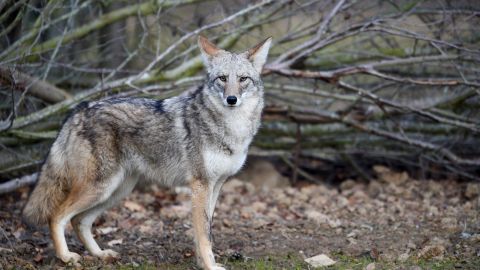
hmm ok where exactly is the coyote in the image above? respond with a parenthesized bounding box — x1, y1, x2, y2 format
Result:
(22, 36, 271, 269)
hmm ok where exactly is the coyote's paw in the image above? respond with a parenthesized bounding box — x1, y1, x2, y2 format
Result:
(58, 251, 81, 264)
(210, 263, 226, 270)
(97, 249, 120, 260)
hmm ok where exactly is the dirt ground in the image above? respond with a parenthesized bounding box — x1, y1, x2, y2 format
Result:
(0, 166, 479, 269)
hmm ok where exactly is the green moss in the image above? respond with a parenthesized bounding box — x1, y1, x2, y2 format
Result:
(69, 253, 480, 270)
(324, 253, 480, 270)
(223, 254, 308, 270)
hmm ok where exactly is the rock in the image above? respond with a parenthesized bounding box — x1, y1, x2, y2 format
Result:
(469, 234, 480, 243)
(407, 241, 417, 250)
(340, 179, 356, 192)
(398, 252, 409, 262)
(367, 180, 383, 197)
(310, 195, 328, 207)
(350, 189, 368, 201)
(300, 185, 324, 196)
(440, 217, 458, 232)
(373, 165, 390, 174)
(250, 201, 267, 212)
(306, 210, 329, 224)
(336, 196, 349, 208)
(222, 178, 247, 193)
(379, 250, 397, 261)
(346, 230, 359, 238)
(426, 180, 444, 196)
(417, 244, 445, 259)
(275, 191, 292, 205)
(252, 218, 269, 229)
(138, 219, 162, 234)
(294, 190, 310, 202)
(365, 262, 376, 270)
(304, 254, 336, 267)
(465, 183, 480, 199)
(236, 158, 289, 190)
(373, 165, 409, 185)
(160, 202, 190, 219)
(347, 237, 357, 245)
(427, 206, 439, 216)
(328, 218, 342, 228)
(305, 210, 341, 228)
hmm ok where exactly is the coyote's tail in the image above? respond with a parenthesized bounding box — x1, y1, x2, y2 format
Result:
(22, 172, 67, 226)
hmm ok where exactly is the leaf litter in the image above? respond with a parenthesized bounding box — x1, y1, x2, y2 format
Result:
(0, 166, 479, 268)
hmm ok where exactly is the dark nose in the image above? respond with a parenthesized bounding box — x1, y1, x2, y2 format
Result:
(226, 96, 237, 105)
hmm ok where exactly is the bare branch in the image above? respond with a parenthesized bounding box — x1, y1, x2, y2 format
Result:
(0, 67, 71, 103)
(0, 173, 38, 195)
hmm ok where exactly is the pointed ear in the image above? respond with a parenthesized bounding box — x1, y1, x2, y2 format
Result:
(246, 37, 272, 73)
(198, 35, 220, 68)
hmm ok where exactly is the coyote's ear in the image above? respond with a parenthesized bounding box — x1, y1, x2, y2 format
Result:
(198, 35, 220, 68)
(246, 37, 272, 73)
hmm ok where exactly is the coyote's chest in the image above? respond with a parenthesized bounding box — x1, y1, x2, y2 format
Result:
(203, 147, 247, 179)
(202, 108, 257, 179)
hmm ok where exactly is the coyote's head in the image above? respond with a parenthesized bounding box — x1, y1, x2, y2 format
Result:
(198, 35, 272, 107)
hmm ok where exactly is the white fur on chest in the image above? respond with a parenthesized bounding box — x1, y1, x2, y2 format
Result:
(203, 148, 247, 180)
(202, 99, 259, 180)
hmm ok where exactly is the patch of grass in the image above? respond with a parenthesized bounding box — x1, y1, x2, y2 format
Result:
(74, 253, 480, 270)
(326, 253, 480, 270)
(223, 253, 308, 270)
(326, 253, 375, 270)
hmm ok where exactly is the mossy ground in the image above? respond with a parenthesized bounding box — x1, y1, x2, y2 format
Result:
(101, 253, 480, 270)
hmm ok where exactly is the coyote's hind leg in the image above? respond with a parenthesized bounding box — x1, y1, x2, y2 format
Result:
(49, 185, 101, 264)
(72, 177, 138, 260)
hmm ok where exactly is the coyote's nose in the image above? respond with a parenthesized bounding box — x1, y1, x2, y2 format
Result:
(226, 96, 237, 105)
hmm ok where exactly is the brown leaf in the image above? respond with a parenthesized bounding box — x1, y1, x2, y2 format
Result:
(34, 253, 43, 262)
(13, 228, 25, 239)
(124, 200, 146, 212)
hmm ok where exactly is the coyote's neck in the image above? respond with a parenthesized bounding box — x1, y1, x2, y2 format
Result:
(179, 85, 263, 151)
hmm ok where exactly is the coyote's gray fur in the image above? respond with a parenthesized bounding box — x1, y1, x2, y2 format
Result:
(22, 35, 272, 270)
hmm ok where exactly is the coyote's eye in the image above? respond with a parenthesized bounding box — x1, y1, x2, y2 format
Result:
(239, 76, 248, 82)
(218, 76, 227, 82)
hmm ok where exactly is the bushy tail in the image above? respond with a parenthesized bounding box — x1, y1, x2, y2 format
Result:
(22, 172, 67, 226)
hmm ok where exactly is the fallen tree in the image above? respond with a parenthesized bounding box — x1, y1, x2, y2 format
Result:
(1, 0, 479, 191)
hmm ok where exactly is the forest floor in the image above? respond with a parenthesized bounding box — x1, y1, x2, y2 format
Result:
(0, 166, 479, 269)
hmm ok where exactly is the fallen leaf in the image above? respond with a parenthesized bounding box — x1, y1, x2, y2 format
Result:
(417, 244, 445, 259)
(96, 227, 118, 235)
(223, 218, 232, 228)
(124, 201, 146, 212)
(107, 239, 123, 247)
(34, 253, 43, 262)
(13, 228, 25, 239)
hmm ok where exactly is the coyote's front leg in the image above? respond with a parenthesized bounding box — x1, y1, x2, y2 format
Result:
(190, 179, 225, 270)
